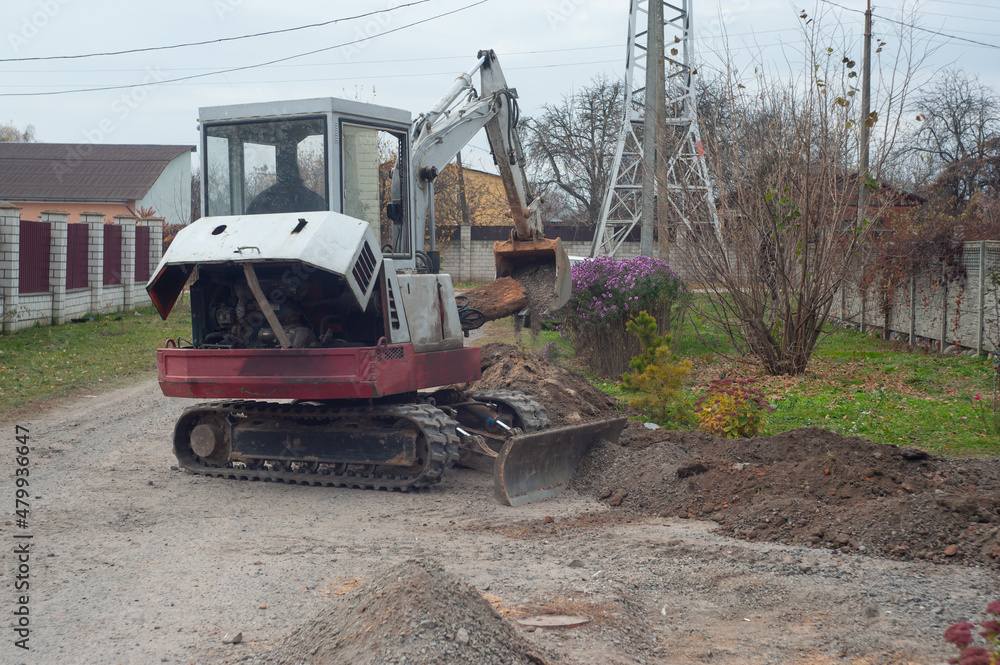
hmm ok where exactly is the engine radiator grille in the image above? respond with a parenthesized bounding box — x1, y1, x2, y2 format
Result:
(352, 241, 377, 294)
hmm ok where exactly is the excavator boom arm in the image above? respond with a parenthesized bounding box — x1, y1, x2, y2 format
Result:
(410, 50, 542, 244)
(410, 50, 569, 311)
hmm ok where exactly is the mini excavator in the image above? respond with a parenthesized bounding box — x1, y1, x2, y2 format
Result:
(147, 50, 625, 505)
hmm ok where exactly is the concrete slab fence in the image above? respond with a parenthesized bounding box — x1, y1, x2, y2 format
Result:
(0, 203, 163, 333)
(437, 225, 1000, 356)
(835, 240, 1000, 356)
(434, 224, 683, 283)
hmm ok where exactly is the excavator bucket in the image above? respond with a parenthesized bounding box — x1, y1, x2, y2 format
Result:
(493, 416, 628, 507)
(494, 234, 572, 312)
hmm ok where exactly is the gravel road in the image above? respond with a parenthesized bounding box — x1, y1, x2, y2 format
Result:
(1, 380, 997, 665)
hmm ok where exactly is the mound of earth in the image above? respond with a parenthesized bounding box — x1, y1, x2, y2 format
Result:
(575, 423, 1000, 568)
(470, 343, 619, 425)
(230, 560, 550, 665)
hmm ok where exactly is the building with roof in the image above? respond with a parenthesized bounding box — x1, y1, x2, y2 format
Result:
(0, 143, 194, 226)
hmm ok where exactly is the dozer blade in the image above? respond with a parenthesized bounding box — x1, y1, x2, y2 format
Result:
(493, 416, 628, 506)
(493, 235, 572, 312)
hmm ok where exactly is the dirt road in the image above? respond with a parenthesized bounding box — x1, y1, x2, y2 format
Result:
(1, 380, 997, 665)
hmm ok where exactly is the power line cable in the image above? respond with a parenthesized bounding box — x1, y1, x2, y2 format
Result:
(818, 0, 1000, 50)
(0, 59, 624, 89)
(0, 27, 820, 76)
(883, 0, 1000, 11)
(0, 1, 432, 63)
(904, 11, 1000, 24)
(3, 43, 624, 74)
(0, 59, 621, 88)
(0, 0, 489, 97)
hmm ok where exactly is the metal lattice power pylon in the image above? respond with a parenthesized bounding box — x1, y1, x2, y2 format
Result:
(591, 0, 720, 258)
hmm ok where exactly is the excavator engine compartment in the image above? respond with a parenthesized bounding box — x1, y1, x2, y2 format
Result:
(189, 262, 381, 350)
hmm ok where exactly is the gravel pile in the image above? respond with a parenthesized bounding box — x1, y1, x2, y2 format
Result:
(227, 560, 552, 665)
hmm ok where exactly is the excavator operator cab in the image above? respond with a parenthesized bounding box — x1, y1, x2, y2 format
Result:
(199, 97, 415, 265)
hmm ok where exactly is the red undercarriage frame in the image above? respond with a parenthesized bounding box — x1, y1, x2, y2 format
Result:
(157, 342, 482, 400)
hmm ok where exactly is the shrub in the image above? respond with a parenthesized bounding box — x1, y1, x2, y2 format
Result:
(943, 601, 1000, 665)
(561, 255, 689, 376)
(162, 223, 186, 253)
(622, 311, 692, 426)
(694, 378, 773, 438)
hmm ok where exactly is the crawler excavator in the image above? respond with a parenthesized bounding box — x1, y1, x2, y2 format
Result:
(146, 50, 625, 506)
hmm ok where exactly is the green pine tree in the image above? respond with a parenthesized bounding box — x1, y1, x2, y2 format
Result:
(622, 311, 692, 426)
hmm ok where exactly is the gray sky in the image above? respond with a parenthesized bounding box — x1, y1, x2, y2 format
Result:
(1, 0, 997, 173)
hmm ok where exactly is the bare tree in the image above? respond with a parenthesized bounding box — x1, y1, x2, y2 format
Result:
(908, 68, 1000, 205)
(190, 168, 202, 223)
(524, 75, 622, 226)
(677, 7, 920, 376)
(0, 121, 35, 142)
(431, 162, 510, 227)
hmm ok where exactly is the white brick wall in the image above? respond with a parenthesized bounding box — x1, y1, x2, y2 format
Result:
(115, 215, 136, 310)
(0, 209, 159, 334)
(0, 205, 20, 333)
(96, 284, 124, 313)
(10, 292, 53, 330)
(42, 211, 69, 323)
(436, 232, 674, 283)
(63, 289, 92, 321)
(84, 216, 104, 314)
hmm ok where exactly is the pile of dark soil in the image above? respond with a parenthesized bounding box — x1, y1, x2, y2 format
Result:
(232, 560, 550, 665)
(470, 343, 619, 425)
(464, 343, 1000, 568)
(575, 423, 1000, 568)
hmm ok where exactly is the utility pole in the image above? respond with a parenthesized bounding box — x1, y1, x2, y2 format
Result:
(640, 0, 664, 257)
(456, 150, 470, 226)
(592, 0, 720, 259)
(857, 0, 872, 225)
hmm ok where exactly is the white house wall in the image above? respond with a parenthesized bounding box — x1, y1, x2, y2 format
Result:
(137, 152, 192, 226)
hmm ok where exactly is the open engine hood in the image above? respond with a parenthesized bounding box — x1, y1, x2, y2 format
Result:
(146, 211, 382, 319)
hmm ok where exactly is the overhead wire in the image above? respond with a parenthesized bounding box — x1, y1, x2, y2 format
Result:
(0, 0, 433, 63)
(818, 0, 1000, 50)
(5, 1, 996, 95)
(0, 59, 624, 89)
(3, 43, 624, 74)
(0, 0, 490, 97)
(881, 0, 999, 10)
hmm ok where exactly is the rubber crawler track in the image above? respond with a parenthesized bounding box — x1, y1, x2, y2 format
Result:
(466, 390, 550, 433)
(172, 400, 460, 491)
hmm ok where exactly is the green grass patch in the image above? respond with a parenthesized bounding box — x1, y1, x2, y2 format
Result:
(0, 304, 192, 415)
(452, 280, 489, 290)
(745, 329, 999, 456)
(672, 298, 738, 358)
(567, 296, 999, 457)
(762, 384, 995, 453)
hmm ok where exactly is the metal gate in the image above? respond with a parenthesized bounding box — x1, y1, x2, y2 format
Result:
(18, 220, 50, 294)
(103, 225, 123, 286)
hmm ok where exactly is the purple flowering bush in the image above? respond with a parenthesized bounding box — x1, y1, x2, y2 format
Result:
(944, 601, 1000, 665)
(562, 255, 689, 376)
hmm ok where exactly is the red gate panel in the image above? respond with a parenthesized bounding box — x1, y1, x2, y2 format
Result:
(66, 223, 89, 290)
(103, 224, 123, 286)
(134, 226, 150, 282)
(18, 220, 50, 294)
